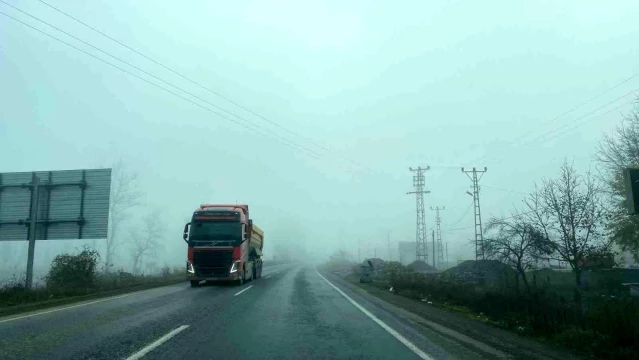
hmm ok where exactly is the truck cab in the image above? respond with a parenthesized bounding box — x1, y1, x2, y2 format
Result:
(183, 204, 263, 286)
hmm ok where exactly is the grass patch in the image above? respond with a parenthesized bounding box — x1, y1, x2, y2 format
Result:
(328, 261, 639, 360)
(0, 269, 186, 317)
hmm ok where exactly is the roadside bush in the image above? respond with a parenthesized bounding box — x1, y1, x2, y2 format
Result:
(46, 246, 100, 294)
(588, 298, 639, 354)
(553, 327, 605, 357)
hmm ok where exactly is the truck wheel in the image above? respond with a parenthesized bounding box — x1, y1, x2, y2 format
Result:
(190, 280, 200, 287)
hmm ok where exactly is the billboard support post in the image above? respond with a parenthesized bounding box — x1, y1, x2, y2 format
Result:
(25, 175, 40, 289)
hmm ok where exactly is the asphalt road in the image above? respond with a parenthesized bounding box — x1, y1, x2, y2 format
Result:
(0, 264, 493, 360)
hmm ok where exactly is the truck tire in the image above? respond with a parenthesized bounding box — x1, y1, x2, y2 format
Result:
(190, 280, 200, 287)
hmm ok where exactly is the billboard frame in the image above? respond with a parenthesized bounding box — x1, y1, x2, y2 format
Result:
(0, 168, 111, 288)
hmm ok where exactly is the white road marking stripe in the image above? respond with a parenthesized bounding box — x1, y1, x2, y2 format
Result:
(124, 325, 189, 360)
(0, 285, 171, 324)
(316, 270, 434, 360)
(265, 275, 272, 279)
(233, 285, 253, 296)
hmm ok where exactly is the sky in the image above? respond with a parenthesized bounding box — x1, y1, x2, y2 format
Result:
(1, 0, 639, 279)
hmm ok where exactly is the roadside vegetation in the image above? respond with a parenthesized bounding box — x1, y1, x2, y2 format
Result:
(325, 255, 639, 360)
(0, 246, 184, 316)
(326, 103, 639, 360)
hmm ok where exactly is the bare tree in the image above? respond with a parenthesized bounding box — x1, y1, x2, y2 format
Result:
(524, 160, 610, 287)
(484, 213, 550, 293)
(106, 160, 143, 272)
(129, 211, 164, 275)
(596, 101, 639, 261)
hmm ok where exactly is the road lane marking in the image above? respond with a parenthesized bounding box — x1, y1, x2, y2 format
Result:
(316, 270, 434, 360)
(124, 325, 189, 360)
(234, 285, 253, 296)
(0, 285, 177, 324)
(265, 275, 272, 279)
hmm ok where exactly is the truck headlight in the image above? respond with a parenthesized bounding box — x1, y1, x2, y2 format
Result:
(187, 262, 195, 274)
(230, 261, 240, 273)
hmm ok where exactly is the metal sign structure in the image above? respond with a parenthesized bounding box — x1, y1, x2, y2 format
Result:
(624, 167, 639, 214)
(0, 168, 111, 288)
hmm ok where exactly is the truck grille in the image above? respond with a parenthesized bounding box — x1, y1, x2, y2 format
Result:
(193, 250, 233, 277)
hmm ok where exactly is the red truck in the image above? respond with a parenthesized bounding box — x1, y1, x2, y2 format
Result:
(182, 204, 264, 287)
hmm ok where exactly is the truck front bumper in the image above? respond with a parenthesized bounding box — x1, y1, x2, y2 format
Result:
(187, 272, 240, 282)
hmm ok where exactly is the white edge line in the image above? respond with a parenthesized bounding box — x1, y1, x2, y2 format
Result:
(0, 284, 175, 324)
(233, 285, 253, 296)
(124, 325, 189, 360)
(315, 269, 434, 360)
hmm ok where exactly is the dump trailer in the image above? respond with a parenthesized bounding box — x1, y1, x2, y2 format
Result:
(183, 204, 264, 286)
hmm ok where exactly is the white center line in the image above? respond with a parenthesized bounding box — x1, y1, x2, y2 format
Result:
(124, 325, 189, 360)
(316, 270, 434, 360)
(233, 285, 253, 296)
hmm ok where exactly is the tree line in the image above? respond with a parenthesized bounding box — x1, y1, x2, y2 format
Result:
(106, 160, 165, 275)
(484, 102, 639, 293)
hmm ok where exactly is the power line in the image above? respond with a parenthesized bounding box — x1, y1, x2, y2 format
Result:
(35, 0, 371, 171)
(441, 224, 475, 233)
(513, 73, 639, 143)
(488, 97, 637, 166)
(0, 11, 326, 159)
(0, 2, 323, 159)
(447, 200, 474, 228)
(481, 185, 529, 195)
(521, 88, 638, 147)
(529, 98, 637, 146)
(463, 73, 639, 166)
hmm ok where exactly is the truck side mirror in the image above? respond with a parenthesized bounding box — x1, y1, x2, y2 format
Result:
(183, 223, 190, 243)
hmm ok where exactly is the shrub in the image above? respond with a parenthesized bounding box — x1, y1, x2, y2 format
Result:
(588, 298, 639, 352)
(46, 246, 100, 294)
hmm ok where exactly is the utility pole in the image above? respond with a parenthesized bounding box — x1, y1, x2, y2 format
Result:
(407, 166, 430, 264)
(446, 242, 448, 266)
(358, 238, 361, 263)
(387, 231, 391, 261)
(432, 229, 436, 268)
(430, 206, 445, 268)
(462, 167, 487, 261)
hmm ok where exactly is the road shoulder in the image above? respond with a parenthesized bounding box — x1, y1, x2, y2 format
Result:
(321, 269, 582, 360)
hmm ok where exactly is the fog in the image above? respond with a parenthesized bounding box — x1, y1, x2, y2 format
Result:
(1, 0, 639, 282)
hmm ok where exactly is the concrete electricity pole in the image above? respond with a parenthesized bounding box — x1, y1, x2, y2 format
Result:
(432, 229, 436, 268)
(462, 167, 487, 260)
(430, 206, 445, 268)
(407, 166, 430, 263)
(446, 242, 448, 266)
(387, 231, 391, 261)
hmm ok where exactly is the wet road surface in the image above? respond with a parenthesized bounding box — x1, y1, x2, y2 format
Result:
(0, 264, 489, 360)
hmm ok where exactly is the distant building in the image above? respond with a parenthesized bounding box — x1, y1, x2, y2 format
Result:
(398, 241, 416, 265)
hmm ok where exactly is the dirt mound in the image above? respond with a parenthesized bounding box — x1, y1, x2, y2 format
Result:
(443, 260, 514, 283)
(407, 260, 436, 273)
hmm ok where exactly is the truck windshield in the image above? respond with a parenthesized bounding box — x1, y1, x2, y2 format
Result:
(189, 221, 241, 245)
